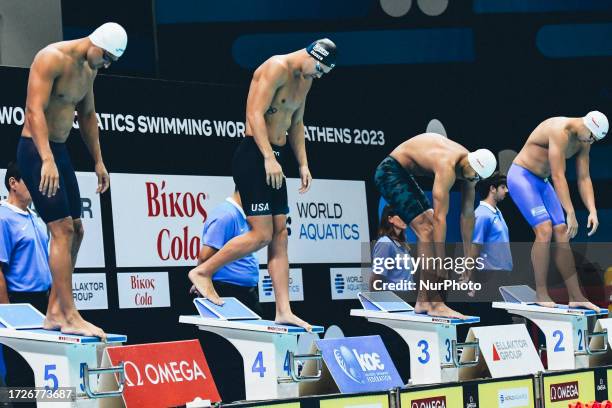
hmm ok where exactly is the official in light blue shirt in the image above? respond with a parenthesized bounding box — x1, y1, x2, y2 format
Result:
(0, 202, 51, 292)
(465, 172, 514, 325)
(472, 174, 513, 271)
(195, 188, 261, 313)
(473, 201, 512, 270)
(0, 162, 52, 388)
(0, 163, 52, 302)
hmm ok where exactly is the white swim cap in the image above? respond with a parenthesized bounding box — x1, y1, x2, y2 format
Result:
(583, 111, 608, 140)
(89, 22, 127, 57)
(467, 149, 497, 179)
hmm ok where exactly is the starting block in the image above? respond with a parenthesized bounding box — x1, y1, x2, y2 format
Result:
(492, 285, 608, 371)
(350, 291, 480, 385)
(179, 297, 324, 401)
(0, 304, 126, 408)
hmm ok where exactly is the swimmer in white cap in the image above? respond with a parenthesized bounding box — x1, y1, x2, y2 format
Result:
(16, 22, 127, 339)
(374, 133, 497, 319)
(508, 112, 608, 311)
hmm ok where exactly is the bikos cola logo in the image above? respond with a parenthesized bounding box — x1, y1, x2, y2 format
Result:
(333, 345, 384, 384)
(130, 275, 156, 306)
(146, 181, 208, 262)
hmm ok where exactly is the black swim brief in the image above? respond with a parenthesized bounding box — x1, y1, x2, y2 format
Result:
(374, 155, 431, 224)
(232, 136, 289, 217)
(17, 136, 81, 223)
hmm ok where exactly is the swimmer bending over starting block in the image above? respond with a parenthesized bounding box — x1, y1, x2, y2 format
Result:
(375, 133, 497, 318)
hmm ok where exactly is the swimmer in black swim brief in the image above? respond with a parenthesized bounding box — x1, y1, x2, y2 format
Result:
(188, 39, 338, 331)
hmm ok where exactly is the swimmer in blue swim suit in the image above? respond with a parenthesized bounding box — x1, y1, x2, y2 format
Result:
(508, 112, 608, 311)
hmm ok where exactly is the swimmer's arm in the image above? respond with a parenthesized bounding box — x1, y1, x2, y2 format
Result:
(549, 129, 574, 214)
(289, 101, 313, 192)
(468, 242, 482, 262)
(0, 265, 8, 303)
(77, 80, 109, 194)
(469, 243, 482, 259)
(460, 181, 476, 256)
(197, 245, 218, 265)
(462, 243, 481, 283)
(576, 143, 596, 213)
(432, 169, 454, 254)
(288, 101, 307, 167)
(465, 214, 487, 282)
(246, 62, 286, 160)
(76, 80, 103, 165)
(25, 50, 61, 161)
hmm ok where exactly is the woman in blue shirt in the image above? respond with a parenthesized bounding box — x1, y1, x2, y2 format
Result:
(370, 205, 414, 290)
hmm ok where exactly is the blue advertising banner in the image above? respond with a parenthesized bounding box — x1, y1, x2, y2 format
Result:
(316, 335, 403, 393)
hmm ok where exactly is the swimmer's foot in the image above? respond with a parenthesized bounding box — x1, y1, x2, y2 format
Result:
(275, 310, 312, 332)
(415, 301, 467, 319)
(188, 269, 223, 305)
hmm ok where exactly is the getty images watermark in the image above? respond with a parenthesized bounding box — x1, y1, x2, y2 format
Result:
(371, 252, 486, 292)
(361, 241, 612, 302)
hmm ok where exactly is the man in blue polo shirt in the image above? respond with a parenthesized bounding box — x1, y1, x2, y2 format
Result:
(1, 162, 52, 388)
(462, 172, 513, 323)
(0, 162, 52, 311)
(472, 172, 512, 274)
(190, 187, 261, 314)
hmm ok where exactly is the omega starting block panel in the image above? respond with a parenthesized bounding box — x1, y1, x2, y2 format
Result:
(350, 291, 480, 385)
(493, 285, 608, 371)
(0, 304, 126, 408)
(180, 297, 324, 401)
